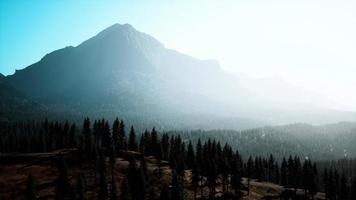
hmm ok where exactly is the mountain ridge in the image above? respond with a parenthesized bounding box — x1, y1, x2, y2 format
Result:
(2, 23, 356, 127)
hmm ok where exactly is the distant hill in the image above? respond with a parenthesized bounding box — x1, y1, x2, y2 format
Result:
(172, 122, 356, 160)
(2, 23, 356, 128)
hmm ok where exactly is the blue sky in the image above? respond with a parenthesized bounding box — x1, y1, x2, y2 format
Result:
(0, 0, 211, 75)
(1, 0, 356, 110)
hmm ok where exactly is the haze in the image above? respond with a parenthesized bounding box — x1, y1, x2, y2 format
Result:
(1, 0, 356, 111)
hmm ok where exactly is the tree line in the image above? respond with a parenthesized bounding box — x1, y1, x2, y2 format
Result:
(1, 118, 356, 199)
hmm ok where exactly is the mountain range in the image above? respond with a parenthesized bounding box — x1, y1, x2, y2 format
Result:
(1, 23, 355, 129)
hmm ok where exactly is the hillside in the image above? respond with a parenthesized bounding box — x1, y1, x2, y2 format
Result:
(171, 122, 356, 160)
(0, 149, 326, 200)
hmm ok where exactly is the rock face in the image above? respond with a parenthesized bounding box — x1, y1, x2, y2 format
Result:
(2, 23, 355, 127)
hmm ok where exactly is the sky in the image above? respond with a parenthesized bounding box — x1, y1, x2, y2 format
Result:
(1, 0, 356, 110)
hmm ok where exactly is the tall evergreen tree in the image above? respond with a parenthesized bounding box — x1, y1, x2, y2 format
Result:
(128, 126, 138, 151)
(186, 142, 195, 169)
(281, 157, 288, 187)
(171, 170, 183, 200)
(231, 155, 242, 199)
(119, 120, 126, 150)
(127, 158, 146, 200)
(112, 118, 120, 152)
(82, 118, 92, 154)
(75, 173, 85, 200)
(191, 161, 199, 199)
(55, 157, 74, 200)
(339, 173, 348, 200)
(246, 156, 254, 195)
(351, 177, 356, 200)
(120, 177, 131, 200)
(160, 185, 170, 200)
(110, 175, 118, 200)
(25, 174, 37, 200)
(98, 152, 108, 200)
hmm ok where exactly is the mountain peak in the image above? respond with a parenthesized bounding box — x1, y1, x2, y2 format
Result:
(103, 23, 134, 33)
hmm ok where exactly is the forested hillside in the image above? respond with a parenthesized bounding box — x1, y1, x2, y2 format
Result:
(1, 118, 356, 199)
(167, 122, 356, 160)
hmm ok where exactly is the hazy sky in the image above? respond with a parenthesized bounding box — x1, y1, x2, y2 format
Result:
(1, 0, 356, 110)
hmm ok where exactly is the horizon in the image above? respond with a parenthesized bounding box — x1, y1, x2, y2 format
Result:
(1, 0, 356, 111)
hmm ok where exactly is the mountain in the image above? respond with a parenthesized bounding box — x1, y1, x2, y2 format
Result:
(0, 79, 47, 121)
(3, 23, 356, 128)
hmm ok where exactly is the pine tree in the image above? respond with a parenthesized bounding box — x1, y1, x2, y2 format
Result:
(246, 156, 254, 195)
(25, 174, 37, 200)
(127, 158, 146, 200)
(119, 120, 126, 150)
(191, 161, 200, 199)
(339, 173, 348, 200)
(112, 118, 120, 152)
(82, 118, 92, 154)
(120, 177, 131, 200)
(351, 177, 356, 200)
(151, 127, 158, 157)
(171, 170, 183, 200)
(102, 121, 111, 148)
(75, 173, 85, 200)
(160, 185, 169, 200)
(195, 139, 203, 196)
(140, 155, 148, 179)
(231, 155, 242, 199)
(110, 175, 118, 200)
(55, 157, 74, 200)
(281, 157, 288, 187)
(128, 126, 138, 151)
(98, 152, 108, 200)
(69, 124, 76, 148)
(186, 142, 195, 169)
(323, 169, 330, 200)
(147, 188, 156, 200)
(287, 156, 295, 190)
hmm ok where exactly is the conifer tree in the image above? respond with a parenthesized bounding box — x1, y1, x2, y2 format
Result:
(151, 127, 158, 156)
(281, 158, 288, 187)
(110, 175, 118, 200)
(69, 124, 76, 148)
(171, 170, 183, 200)
(351, 177, 356, 200)
(231, 156, 242, 199)
(246, 156, 254, 195)
(160, 185, 169, 200)
(98, 152, 108, 200)
(112, 118, 120, 152)
(119, 120, 126, 150)
(140, 155, 148, 179)
(25, 174, 37, 200)
(55, 157, 74, 200)
(82, 118, 92, 154)
(120, 178, 131, 200)
(128, 126, 138, 151)
(186, 142, 195, 169)
(75, 173, 85, 200)
(339, 173, 348, 200)
(191, 161, 200, 199)
(102, 121, 111, 148)
(127, 158, 146, 200)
